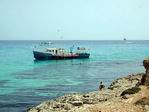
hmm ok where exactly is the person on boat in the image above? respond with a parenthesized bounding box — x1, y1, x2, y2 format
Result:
(70, 45, 75, 56)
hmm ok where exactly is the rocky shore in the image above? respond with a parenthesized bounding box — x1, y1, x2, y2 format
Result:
(27, 58, 149, 112)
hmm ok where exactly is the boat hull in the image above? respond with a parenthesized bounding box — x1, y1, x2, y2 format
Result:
(33, 51, 53, 60)
(33, 51, 90, 60)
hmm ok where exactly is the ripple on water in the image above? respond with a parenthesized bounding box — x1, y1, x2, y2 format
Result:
(0, 80, 9, 86)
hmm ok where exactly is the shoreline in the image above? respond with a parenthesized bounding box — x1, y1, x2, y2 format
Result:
(27, 73, 148, 112)
(27, 58, 149, 112)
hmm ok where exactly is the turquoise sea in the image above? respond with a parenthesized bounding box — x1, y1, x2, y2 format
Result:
(0, 40, 149, 112)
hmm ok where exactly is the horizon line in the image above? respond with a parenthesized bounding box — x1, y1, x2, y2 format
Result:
(0, 39, 149, 41)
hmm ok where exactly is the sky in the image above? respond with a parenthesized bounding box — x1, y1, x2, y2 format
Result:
(0, 0, 149, 40)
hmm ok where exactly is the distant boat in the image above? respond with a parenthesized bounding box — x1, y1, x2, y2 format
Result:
(33, 47, 90, 60)
(123, 38, 127, 41)
(40, 41, 53, 46)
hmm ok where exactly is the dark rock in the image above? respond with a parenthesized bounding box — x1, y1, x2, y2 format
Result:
(104, 99, 107, 101)
(141, 58, 149, 86)
(143, 58, 149, 70)
(71, 101, 83, 106)
(83, 94, 90, 98)
(140, 74, 146, 85)
(121, 87, 141, 96)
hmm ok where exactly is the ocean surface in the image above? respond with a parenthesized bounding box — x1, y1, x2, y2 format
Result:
(0, 40, 149, 112)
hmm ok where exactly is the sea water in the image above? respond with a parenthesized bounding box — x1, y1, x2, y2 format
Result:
(0, 40, 149, 112)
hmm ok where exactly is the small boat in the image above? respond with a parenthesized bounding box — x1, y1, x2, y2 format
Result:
(123, 38, 127, 41)
(40, 41, 53, 45)
(33, 47, 90, 60)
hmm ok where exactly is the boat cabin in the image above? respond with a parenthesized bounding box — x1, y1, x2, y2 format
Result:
(46, 48, 66, 55)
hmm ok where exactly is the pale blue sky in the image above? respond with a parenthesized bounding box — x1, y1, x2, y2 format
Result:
(0, 0, 149, 40)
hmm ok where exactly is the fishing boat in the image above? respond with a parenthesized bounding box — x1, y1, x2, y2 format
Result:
(33, 47, 90, 60)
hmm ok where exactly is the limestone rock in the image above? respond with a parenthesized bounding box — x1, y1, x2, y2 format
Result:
(71, 101, 83, 106)
(145, 105, 149, 112)
(63, 104, 71, 110)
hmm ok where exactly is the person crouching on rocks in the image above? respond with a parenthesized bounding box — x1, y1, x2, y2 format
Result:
(99, 81, 105, 98)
